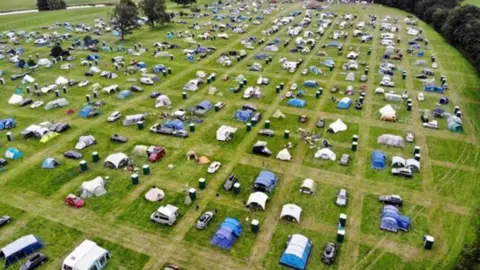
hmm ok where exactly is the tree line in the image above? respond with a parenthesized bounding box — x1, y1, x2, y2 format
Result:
(376, 0, 480, 74)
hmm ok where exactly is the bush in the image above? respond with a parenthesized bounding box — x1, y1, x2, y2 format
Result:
(38, 0, 66, 11)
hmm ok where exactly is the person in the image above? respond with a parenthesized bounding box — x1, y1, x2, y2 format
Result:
(196, 204, 199, 211)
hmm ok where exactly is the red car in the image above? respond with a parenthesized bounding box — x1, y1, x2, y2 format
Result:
(64, 194, 85, 208)
(148, 146, 167, 163)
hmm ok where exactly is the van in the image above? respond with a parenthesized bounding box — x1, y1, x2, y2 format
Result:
(62, 240, 110, 270)
(151, 205, 179, 225)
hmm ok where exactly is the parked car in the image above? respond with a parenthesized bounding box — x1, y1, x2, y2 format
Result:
(0, 215, 11, 227)
(251, 112, 262, 123)
(108, 111, 121, 122)
(0, 158, 8, 167)
(64, 151, 82, 159)
(379, 194, 403, 206)
(258, 129, 275, 137)
(208, 161, 222, 174)
(317, 118, 325, 128)
(130, 85, 143, 92)
(19, 99, 33, 107)
(321, 242, 337, 265)
(64, 194, 85, 208)
(172, 130, 189, 138)
(163, 263, 180, 270)
(380, 80, 394, 87)
(110, 134, 128, 143)
(215, 102, 226, 110)
(51, 123, 70, 133)
(148, 146, 167, 162)
(20, 253, 48, 270)
(196, 211, 215, 229)
(335, 189, 348, 207)
(223, 174, 238, 191)
(391, 167, 413, 178)
(87, 110, 99, 118)
(339, 154, 350, 166)
(405, 132, 414, 143)
(150, 92, 162, 98)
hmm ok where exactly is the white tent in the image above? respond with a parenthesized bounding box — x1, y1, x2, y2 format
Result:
(280, 204, 302, 223)
(299, 178, 316, 194)
(8, 94, 23, 105)
(155, 95, 172, 108)
(391, 156, 406, 168)
(81, 176, 107, 198)
(37, 58, 52, 67)
(314, 148, 336, 161)
(22, 75, 35, 84)
(131, 145, 148, 156)
(75, 135, 96, 150)
(272, 110, 286, 119)
(104, 153, 129, 169)
(406, 159, 420, 171)
(379, 104, 396, 116)
(378, 134, 405, 148)
(328, 119, 347, 134)
(55, 76, 69, 85)
(276, 148, 292, 161)
(216, 125, 238, 141)
(145, 188, 165, 202)
(246, 192, 269, 210)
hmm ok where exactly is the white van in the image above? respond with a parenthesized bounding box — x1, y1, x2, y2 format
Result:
(150, 204, 179, 225)
(62, 240, 110, 270)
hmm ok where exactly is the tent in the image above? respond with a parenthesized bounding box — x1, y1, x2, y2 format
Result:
(447, 116, 463, 133)
(328, 119, 347, 133)
(314, 148, 336, 161)
(246, 192, 269, 210)
(45, 98, 69, 110)
(279, 234, 312, 270)
(406, 158, 421, 172)
(272, 110, 286, 119)
(287, 98, 306, 108)
(81, 176, 107, 198)
(384, 93, 403, 103)
(235, 109, 253, 122)
(337, 97, 352, 109)
(0, 118, 16, 130)
(0, 234, 44, 268)
(22, 75, 35, 84)
(164, 119, 185, 130)
(324, 59, 335, 67)
(280, 204, 302, 223)
(145, 188, 165, 202)
(380, 205, 410, 232)
(439, 97, 449, 105)
(371, 151, 386, 170)
(5, 148, 23, 160)
(377, 134, 405, 148)
(304, 80, 319, 88)
(253, 171, 278, 193)
(299, 178, 316, 194)
(86, 54, 100, 61)
(8, 94, 23, 105)
(55, 76, 69, 85)
(152, 65, 167, 73)
(117, 90, 132, 99)
(104, 153, 130, 169)
(155, 95, 172, 108)
(211, 218, 243, 250)
(346, 72, 355, 81)
(379, 104, 396, 117)
(40, 132, 58, 143)
(79, 106, 94, 118)
(276, 148, 292, 161)
(136, 62, 147, 68)
(216, 125, 238, 141)
(42, 158, 59, 169)
(196, 100, 213, 113)
(132, 145, 148, 156)
(391, 156, 406, 168)
(75, 135, 96, 150)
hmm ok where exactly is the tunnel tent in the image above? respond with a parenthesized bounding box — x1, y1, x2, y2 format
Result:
(246, 192, 269, 210)
(299, 178, 316, 194)
(132, 145, 148, 156)
(80, 176, 107, 198)
(377, 134, 405, 148)
(279, 234, 312, 270)
(0, 234, 44, 268)
(391, 156, 406, 168)
(211, 218, 243, 250)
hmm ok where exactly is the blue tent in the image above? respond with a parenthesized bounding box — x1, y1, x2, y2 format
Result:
(164, 119, 185, 130)
(5, 147, 23, 160)
(42, 158, 59, 169)
(255, 53, 269, 60)
(287, 99, 306, 108)
(86, 54, 100, 61)
(1, 234, 44, 268)
(323, 59, 335, 67)
(112, 31, 120, 37)
(211, 218, 243, 250)
(152, 65, 167, 73)
(253, 170, 277, 193)
(424, 84, 444, 93)
(371, 151, 386, 170)
(16, 48, 25, 54)
(303, 80, 319, 88)
(439, 97, 449, 105)
(136, 62, 147, 68)
(0, 118, 16, 130)
(79, 105, 93, 118)
(417, 51, 424, 57)
(279, 234, 312, 270)
(380, 205, 411, 232)
(117, 90, 132, 99)
(327, 41, 340, 48)
(235, 109, 253, 122)
(336, 97, 352, 109)
(196, 100, 213, 111)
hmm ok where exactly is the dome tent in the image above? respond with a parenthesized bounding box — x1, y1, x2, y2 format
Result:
(42, 158, 60, 169)
(280, 204, 302, 223)
(80, 176, 107, 198)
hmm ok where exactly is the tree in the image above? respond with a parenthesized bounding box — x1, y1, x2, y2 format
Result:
(112, 0, 139, 40)
(140, 0, 171, 28)
(171, 0, 196, 7)
(37, 0, 66, 11)
(37, 0, 48, 10)
(50, 45, 64, 58)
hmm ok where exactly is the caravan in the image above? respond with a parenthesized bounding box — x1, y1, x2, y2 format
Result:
(62, 240, 110, 270)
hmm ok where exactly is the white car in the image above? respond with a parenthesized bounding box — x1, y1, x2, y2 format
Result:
(207, 161, 222, 174)
(108, 111, 121, 122)
(30, 101, 44, 109)
(417, 93, 424, 101)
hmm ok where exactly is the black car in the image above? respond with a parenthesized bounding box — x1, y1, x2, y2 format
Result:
(0, 215, 11, 227)
(64, 151, 82, 159)
(19, 99, 33, 107)
(110, 134, 128, 143)
(51, 123, 70, 133)
(223, 174, 238, 191)
(87, 110, 100, 118)
(11, 73, 26, 81)
(130, 85, 143, 92)
(20, 253, 48, 270)
(0, 158, 7, 167)
(150, 92, 162, 98)
(321, 242, 337, 265)
(379, 195, 403, 206)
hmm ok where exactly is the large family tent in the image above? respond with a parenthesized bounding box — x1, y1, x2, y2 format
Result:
(287, 98, 306, 108)
(75, 135, 96, 150)
(104, 153, 130, 169)
(155, 95, 172, 108)
(42, 158, 60, 169)
(377, 134, 405, 148)
(371, 151, 386, 170)
(328, 119, 347, 133)
(279, 234, 313, 270)
(314, 148, 336, 161)
(81, 176, 107, 198)
(246, 192, 269, 210)
(62, 240, 110, 270)
(5, 148, 23, 160)
(0, 234, 44, 268)
(253, 170, 278, 193)
(164, 119, 185, 130)
(211, 218, 243, 250)
(337, 97, 352, 109)
(117, 90, 132, 99)
(303, 80, 319, 88)
(380, 205, 411, 232)
(280, 204, 302, 223)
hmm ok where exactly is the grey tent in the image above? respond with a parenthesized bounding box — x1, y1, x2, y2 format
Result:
(345, 72, 355, 81)
(377, 134, 405, 148)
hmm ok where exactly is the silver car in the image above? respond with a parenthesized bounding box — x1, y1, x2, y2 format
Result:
(336, 189, 348, 207)
(196, 211, 214, 230)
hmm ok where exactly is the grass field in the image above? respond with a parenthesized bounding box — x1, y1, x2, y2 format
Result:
(0, 1, 478, 270)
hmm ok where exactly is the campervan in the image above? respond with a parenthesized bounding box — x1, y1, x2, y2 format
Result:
(122, 114, 146, 126)
(62, 240, 110, 270)
(150, 204, 179, 225)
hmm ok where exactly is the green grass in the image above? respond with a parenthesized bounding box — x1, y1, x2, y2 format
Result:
(93, 237, 150, 270)
(432, 165, 480, 207)
(426, 136, 479, 166)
